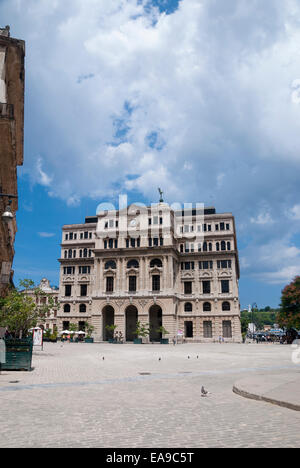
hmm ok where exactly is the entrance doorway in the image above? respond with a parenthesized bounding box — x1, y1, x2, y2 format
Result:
(102, 305, 115, 341)
(125, 305, 138, 341)
(149, 305, 162, 342)
(184, 321, 193, 338)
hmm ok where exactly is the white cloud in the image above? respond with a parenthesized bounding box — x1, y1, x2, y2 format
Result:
(38, 232, 55, 238)
(242, 237, 300, 285)
(36, 157, 52, 187)
(1, 0, 300, 288)
(289, 204, 300, 221)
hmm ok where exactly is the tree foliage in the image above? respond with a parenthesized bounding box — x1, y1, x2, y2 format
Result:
(0, 279, 57, 338)
(278, 276, 300, 329)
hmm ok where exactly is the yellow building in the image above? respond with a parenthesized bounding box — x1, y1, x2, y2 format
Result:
(58, 202, 242, 343)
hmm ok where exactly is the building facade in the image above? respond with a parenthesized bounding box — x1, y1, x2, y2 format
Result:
(0, 26, 25, 296)
(23, 278, 59, 332)
(58, 202, 242, 343)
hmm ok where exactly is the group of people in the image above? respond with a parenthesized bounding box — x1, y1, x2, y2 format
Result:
(113, 331, 124, 343)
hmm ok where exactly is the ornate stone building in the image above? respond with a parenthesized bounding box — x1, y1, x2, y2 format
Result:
(0, 26, 25, 295)
(22, 278, 59, 332)
(58, 202, 242, 342)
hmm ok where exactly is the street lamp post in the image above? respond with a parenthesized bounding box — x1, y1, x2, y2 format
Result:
(0, 193, 18, 224)
(252, 302, 258, 341)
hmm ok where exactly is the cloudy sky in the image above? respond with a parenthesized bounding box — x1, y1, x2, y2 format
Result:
(1, 0, 300, 308)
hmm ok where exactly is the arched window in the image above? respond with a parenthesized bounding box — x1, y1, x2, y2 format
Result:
(209, 243, 212, 252)
(83, 248, 88, 258)
(64, 304, 70, 313)
(222, 301, 231, 311)
(68, 249, 72, 259)
(79, 304, 86, 313)
(150, 258, 162, 268)
(184, 302, 193, 312)
(105, 260, 116, 270)
(203, 302, 211, 312)
(216, 242, 220, 251)
(127, 259, 139, 269)
(227, 242, 231, 251)
(203, 242, 208, 252)
(64, 250, 67, 259)
(221, 241, 226, 251)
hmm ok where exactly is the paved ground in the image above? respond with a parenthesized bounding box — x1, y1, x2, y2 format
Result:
(234, 373, 300, 412)
(0, 342, 299, 448)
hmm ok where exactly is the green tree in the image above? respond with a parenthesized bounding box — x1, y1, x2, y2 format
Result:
(0, 279, 57, 338)
(84, 322, 95, 338)
(278, 276, 300, 329)
(134, 321, 150, 339)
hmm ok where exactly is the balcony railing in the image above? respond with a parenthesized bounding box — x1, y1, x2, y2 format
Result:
(0, 103, 14, 119)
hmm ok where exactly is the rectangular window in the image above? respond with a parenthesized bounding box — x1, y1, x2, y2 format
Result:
(65, 234, 69, 240)
(223, 321, 232, 338)
(84, 231, 88, 239)
(65, 285, 72, 297)
(64, 266, 74, 275)
(221, 280, 230, 293)
(106, 277, 114, 293)
(152, 275, 160, 291)
(160, 217, 163, 225)
(69, 233, 73, 240)
(203, 321, 212, 338)
(226, 224, 230, 230)
(202, 281, 211, 294)
(153, 237, 159, 247)
(79, 266, 91, 274)
(129, 276, 137, 292)
(185, 321, 193, 338)
(220, 222, 225, 231)
(184, 282, 192, 295)
(199, 261, 213, 270)
(80, 284, 87, 297)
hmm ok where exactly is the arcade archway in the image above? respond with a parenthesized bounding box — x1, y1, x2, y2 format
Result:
(149, 305, 162, 342)
(102, 305, 115, 341)
(125, 305, 138, 341)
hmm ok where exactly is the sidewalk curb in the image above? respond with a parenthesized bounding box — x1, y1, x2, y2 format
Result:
(233, 385, 300, 412)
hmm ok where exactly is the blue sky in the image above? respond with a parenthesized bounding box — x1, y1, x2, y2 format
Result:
(1, 0, 300, 308)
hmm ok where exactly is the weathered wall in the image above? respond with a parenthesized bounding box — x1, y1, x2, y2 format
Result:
(0, 28, 25, 296)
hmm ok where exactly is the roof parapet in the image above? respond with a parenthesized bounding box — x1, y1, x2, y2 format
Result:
(0, 26, 10, 38)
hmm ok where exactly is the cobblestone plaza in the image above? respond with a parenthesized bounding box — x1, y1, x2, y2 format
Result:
(0, 343, 299, 448)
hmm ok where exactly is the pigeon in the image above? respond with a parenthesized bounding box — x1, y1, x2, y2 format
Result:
(201, 386, 209, 397)
(158, 357, 161, 361)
